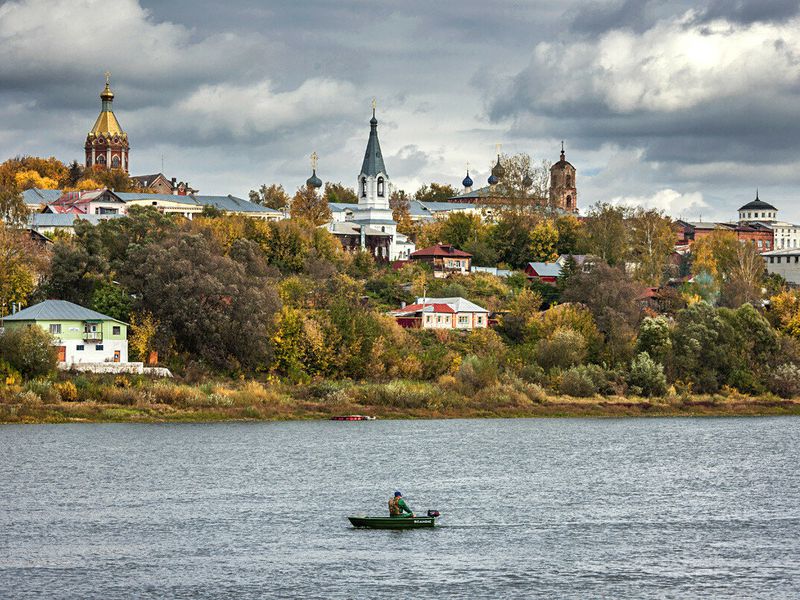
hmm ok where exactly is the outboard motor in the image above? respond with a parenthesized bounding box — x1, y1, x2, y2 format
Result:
(427, 510, 440, 518)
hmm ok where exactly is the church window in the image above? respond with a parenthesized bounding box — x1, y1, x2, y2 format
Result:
(377, 177, 385, 197)
(97, 155, 106, 164)
(381, 226, 385, 232)
(111, 156, 120, 168)
(361, 177, 367, 197)
(86, 158, 92, 166)
(113, 136, 119, 143)
(566, 175, 572, 187)
(566, 195, 572, 208)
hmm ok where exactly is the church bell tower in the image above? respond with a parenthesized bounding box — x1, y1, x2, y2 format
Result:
(549, 142, 577, 213)
(85, 73, 129, 173)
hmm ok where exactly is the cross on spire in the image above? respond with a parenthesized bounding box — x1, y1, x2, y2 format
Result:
(495, 142, 502, 156)
(310, 151, 318, 170)
(371, 97, 377, 117)
(104, 71, 111, 85)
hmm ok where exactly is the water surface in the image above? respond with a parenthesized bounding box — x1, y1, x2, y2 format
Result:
(1, 418, 799, 598)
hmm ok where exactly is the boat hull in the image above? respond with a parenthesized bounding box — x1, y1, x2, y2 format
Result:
(348, 516, 436, 529)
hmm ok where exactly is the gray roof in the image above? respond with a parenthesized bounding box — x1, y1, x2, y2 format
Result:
(23, 188, 63, 206)
(28, 213, 125, 227)
(360, 112, 387, 177)
(116, 192, 281, 214)
(526, 262, 562, 277)
(329, 202, 358, 212)
(4, 300, 126, 324)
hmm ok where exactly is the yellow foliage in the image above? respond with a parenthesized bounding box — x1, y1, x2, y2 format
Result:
(14, 170, 58, 190)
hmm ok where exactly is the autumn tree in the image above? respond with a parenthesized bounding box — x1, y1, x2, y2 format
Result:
(290, 185, 332, 226)
(323, 182, 358, 204)
(438, 213, 484, 250)
(82, 167, 136, 192)
(389, 190, 413, 236)
(0, 156, 68, 188)
(584, 203, 631, 266)
(490, 213, 533, 267)
(0, 224, 48, 310)
(529, 220, 559, 262)
(720, 241, 766, 308)
(0, 187, 29, 226)
(480, 153, 551, 216)
(249, 183, 290, 210)
(628, 207, 675, 285)
(555, 214, 585, 255)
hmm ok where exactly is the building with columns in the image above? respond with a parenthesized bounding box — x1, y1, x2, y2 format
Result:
(85, 75, 129, 173)
(327, 107, 415, 261)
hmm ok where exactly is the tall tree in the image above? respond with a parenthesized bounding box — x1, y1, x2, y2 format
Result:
(529, 220, 559, 262)
(290, 185, 332, 226)
(628, 207, 675, 285)
(389, 190, 413, 236)
(249, 184, 290, 210)
(0, 224, 47, 311)
(584, 203, 631, 266)
(720, 241, 766, 308)
(0, 186, 29, 226)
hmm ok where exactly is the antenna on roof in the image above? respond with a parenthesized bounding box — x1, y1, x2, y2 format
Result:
(161, 154, 165, 173)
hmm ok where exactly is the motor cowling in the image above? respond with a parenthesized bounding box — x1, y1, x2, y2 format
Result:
(427, 510, 440, 518)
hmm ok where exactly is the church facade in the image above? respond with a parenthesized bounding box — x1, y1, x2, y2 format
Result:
(85, 76, 129, 173)
(327, 108, 415, 261)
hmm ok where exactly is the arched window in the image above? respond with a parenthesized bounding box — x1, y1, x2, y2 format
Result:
(97, 155, 106, 165)
(111, 156, 120, 168)
(377, 177, 385, 197)
(566, 194, 572, 208)
(361, 177, 367, 197)
(566, 174, 572, 187)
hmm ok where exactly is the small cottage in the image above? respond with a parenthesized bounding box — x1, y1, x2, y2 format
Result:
(2, 300, 128, 364)
(410, 244, 472, 278)
(391, 297, 489, 330)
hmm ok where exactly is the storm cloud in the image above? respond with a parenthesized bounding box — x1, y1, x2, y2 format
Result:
(1, 0, 799, 221)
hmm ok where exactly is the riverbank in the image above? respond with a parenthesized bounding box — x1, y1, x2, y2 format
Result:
(1, 376, 799, 423)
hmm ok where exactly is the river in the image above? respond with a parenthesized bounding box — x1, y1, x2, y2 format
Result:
(1, 418, 799, 598)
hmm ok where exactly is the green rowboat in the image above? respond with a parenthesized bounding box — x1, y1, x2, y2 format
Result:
(348, 515, 437, 529)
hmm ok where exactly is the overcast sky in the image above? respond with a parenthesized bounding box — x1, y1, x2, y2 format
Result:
(2, 0, 800, 221)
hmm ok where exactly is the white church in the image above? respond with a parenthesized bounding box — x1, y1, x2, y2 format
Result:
(325, 106, 415, 261)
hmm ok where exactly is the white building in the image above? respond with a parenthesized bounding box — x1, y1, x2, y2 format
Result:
(738, 193, 800, 250)
(763, 249, 800, 284)
(391, 297, 489, 330)
(327, 107, 415, 261)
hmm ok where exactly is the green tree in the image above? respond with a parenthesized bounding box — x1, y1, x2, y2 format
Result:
(555, 214, 584, 256)
(439, 213, 484, 249)
(584, 203, 631, 266)
(636, 316, 673, 365)
(323, 182, 358, 204)
(628, 207, 675, 285)
(0, 186, 29, 226)
(414, 183, 458, 202)
(0, 224, 46, 309)
(90, 280, 133, 323)
(0, 326, 58, 379)
(628, 352, 668, 397)
(489, 213, 532, 267)
(249, 184, 290, 210)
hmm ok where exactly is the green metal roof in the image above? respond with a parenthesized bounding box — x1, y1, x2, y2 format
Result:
(3, 300, 127, 324)
(360, 111, 388, 177)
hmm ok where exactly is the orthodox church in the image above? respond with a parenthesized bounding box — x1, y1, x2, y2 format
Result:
(85, 75, 129, 173)
(325, 107, 415, 261)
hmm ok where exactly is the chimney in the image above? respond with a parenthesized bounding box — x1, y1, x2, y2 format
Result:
(400, 301, 406, 308)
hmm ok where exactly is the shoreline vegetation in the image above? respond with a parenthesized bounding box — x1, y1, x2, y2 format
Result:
(2, 376, 798, 424)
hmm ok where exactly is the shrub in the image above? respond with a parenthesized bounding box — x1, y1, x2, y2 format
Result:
(627, 352, 668, 397)
(55, 381, 79, 402)
(559, 367, 597, 397)
(0, 327, 58, 379)
(536, 328, 587, 370)
(767, 364, 800, 398)
(455, 355, 499, 395)
(23, 379, 60, 403)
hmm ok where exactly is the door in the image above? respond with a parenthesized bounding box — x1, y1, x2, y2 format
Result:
(113, 350, 121, 363)
(57, 346, 66, 362)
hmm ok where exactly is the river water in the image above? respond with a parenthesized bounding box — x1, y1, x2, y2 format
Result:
(1, 418, 799, 599)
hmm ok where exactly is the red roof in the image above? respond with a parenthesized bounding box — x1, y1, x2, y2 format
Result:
(392, 302, 456, 314)
(410, 244, 472, 259)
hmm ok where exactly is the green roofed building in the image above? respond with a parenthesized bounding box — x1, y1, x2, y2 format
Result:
(2, 300, 128, 364)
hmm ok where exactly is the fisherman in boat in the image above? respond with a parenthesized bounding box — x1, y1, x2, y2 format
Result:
(389, 491, 415, 518)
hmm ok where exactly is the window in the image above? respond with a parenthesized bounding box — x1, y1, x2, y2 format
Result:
(436, 316, 442, 323)
(361, 177, 367, 197)
(770, 257, 774, 263)
(426, 316, 431, 323)
(49, 324, 61, 334)
(112, 326, 121, 336)
(96, 344, 104, 351)
(566, 175, 572, 187)
(477, 316, 483, 324)
(111, 156, 120, 168)
(458, 315, 469, 325)
(97, 155, 106, 165)
(77, 345, 84, 351)
(566, 195, 572, 208)
(758, 240, 763, 248)
(377, 177, 385, 197)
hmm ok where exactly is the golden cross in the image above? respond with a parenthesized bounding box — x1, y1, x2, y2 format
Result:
(466, 161, 470, 172)
(371, 97, 377, 111)
(495, 142, 502, 156)
(104, 71, 111, 84)
(310, 151, 318, 170)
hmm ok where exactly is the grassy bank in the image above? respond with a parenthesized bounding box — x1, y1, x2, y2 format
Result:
(1, 375, 799, 424)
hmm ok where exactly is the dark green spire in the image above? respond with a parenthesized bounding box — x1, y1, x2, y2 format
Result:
(360, 106, 387, 177)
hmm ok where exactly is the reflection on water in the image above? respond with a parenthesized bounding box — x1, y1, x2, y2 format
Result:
(1, 418, 799, 598)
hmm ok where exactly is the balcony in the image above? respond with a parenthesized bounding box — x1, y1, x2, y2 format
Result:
(83, 331, 103, 343)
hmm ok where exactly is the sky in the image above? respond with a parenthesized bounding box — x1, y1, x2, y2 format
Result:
(2, 0, 800, 222)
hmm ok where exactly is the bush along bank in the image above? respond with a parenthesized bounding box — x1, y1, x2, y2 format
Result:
(1, 372, 798, 424)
